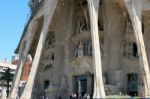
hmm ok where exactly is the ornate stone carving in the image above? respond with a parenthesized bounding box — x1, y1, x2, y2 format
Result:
(76, 1, 90, 34)
(40, 53, 54, 70)
(76, 13, 87, 34)
(39, 33, 55, 70)
(46, 35, 55, 49)
(125, 20, 134, 34)
(123, 42, 138, 59)
(73, 40, 92, 58)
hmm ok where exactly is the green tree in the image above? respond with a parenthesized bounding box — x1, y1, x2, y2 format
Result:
(0, 68, 13, 97)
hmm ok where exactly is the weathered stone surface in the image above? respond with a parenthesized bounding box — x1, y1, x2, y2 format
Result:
(124, 0, 150, 97)
(12, 0, 150, 98)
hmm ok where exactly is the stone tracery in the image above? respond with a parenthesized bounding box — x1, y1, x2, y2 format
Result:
(40, 32, 55, 71)
(123, 19, 138, 59)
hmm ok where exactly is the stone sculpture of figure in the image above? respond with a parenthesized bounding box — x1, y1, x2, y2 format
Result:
(89, 41, 92, 56)
(87, 41, 91, 56)
(129, 43, 134, 58)
(73, 40, 79, 57)
(83, 42, 86, 55)
(77, 41, 84, 58)
(76, 1, 89, 34)
(80, 0, 90, 30)
(124, 43, 129, 57)
(76, 13, 86, 34)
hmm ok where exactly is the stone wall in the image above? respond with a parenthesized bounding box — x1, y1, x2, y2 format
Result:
(29, 0, 150, 98)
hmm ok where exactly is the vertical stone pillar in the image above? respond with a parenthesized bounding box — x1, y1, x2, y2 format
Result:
(124, 0, 150, 97)
(78, 80, 82, 97)
(10, 21, 35, 99)
(87, 75, 93, 96)
(87, 0, 105, 98)
(20, 21, 49, 99)
(20, 1, 58, 99)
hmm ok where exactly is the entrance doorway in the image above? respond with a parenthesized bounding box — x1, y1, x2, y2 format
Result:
(77, 76, 87, 97)
(73, 75, 94, 98)
(127, 73, 138, 97)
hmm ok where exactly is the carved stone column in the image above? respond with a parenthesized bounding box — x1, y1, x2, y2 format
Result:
(10, 21, 35, 99)
(20, 1, 58, 99)
(87, 0, 105, 98)
(87, 75, 93, 95)
(124, 0, 150, 97)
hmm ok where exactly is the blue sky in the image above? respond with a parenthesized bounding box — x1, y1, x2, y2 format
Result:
(0, 0, 29, 63)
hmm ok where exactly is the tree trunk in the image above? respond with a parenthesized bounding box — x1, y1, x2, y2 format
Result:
(87, 0, 105, 98)
(124, 0, 150, 97)
(20, 1, 58, 99)
(9, 21, 35, 99)
(6, 79, 9, 97)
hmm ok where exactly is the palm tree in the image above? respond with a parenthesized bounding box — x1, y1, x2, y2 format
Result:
(0, 68, 13, 97)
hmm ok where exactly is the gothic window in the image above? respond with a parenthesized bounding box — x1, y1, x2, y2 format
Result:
(73, 39, 105, 58)
(83, 41, 92, 56)
(133, 43, 138, 57)
(123, 42, 138, 59)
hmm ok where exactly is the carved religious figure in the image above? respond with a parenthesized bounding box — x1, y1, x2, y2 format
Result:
(76, 12, 86, 34)
(80, 1, 90, 30)
(77, 41, 84, 57)
(129, 43, 134, 58)
(76, 1, 90, 34)
(124, 43, 129, 57)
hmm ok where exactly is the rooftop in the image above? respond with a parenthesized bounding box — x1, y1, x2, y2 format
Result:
(0, 62, 17, 70)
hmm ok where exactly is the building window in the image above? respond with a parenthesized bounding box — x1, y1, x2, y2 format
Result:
(73, 40, 92, 57)
(123, 42, 138, 59)
(98, 0, 104, 31)
(132, 43, 138, 57)
(44, 80, 49, 89)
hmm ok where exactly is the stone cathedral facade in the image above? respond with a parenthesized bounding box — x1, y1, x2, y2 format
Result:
(10, 0, 150, 99)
